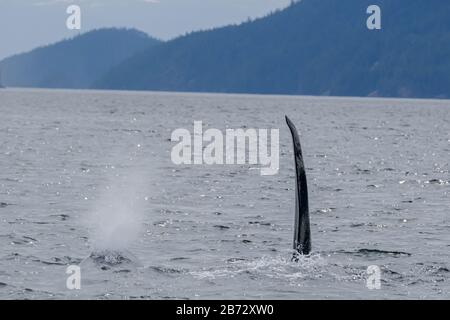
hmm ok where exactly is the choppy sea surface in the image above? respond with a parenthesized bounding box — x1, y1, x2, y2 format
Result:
(0, 88, 449, 299)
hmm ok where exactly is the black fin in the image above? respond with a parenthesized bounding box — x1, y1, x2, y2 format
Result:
(286, 116, 311, 256)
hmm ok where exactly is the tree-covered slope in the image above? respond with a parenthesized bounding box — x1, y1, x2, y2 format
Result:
(0, 28, 161, 89)
(97, 0, 450, 98)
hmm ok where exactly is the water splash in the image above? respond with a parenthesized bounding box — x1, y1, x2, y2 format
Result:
(190, 252, 327, 281)
(86, 170, 148, 252)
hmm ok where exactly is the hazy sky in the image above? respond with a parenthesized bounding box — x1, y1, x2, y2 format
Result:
(0, 0, 291, 60)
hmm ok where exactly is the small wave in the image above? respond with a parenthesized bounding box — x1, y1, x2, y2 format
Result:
(338, 249, 412, 257)
(50, 214, 70, 221)
(5, 234, 38, 246)
(248, 221, 272, 226)
(34, 256, 82, 266)
(425, 179, 449, 185)
(314, 208, 335, 214)
(148, 266, 186, 274)
(213, 225, 230, 230)
(0, 202, 13, 208)
(170, 257, 190, 261)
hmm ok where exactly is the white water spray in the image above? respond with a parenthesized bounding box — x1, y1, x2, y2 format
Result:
(87, 170, 148, 252)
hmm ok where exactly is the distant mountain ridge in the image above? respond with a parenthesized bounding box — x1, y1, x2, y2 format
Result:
(96, 0, 450, 99)
(2, 0, 450, 99)
(0, 28, 161, 89)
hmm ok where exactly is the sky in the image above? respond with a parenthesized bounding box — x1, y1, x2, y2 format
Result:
(0, 0, 291, 60)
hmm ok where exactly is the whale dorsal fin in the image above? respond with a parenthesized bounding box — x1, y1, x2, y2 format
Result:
(286, 116, 311, 256)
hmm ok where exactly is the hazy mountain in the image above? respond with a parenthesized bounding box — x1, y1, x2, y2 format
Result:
(96, 0, 450, 99)
(0, 28, 161, 89)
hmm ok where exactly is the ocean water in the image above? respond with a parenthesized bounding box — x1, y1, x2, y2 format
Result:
(0, 88, 448, 299)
